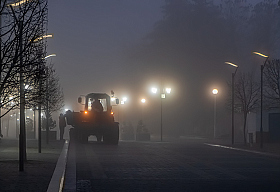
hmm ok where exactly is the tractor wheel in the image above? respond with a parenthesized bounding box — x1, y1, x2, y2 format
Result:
(77, 132, 87, 143)
(82, 134, 88, 143)
(111, 124, 119, 145)
(102, 133, 109, 144)
(96, 134, 102, 142)
(69, 128, 76, 142)
(103, 123, 119, 145)
(77, 131, 82, 143)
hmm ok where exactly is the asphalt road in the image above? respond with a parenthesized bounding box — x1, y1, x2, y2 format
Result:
(74, 140, 280, 192)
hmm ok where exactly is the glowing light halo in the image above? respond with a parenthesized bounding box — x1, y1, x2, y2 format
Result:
(212, 89, 218, 95)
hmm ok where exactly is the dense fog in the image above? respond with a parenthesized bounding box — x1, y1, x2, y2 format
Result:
(47, 0, 280, 140)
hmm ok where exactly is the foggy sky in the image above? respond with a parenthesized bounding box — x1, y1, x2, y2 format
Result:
(47, 0, 276, 137)
(47, 0, 164, 111)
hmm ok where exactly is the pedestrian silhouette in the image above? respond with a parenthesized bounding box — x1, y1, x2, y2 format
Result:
(59, 113, 66, 140)
(91, 99, 103, 112)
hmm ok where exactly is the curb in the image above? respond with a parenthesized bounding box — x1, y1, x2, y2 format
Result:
(63, 140, 76, 192)
(47, 140, 69, 192)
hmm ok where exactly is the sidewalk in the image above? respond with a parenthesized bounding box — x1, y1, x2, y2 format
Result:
(0, 138, 64, 192)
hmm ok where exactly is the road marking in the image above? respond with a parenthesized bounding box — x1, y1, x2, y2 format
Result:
(204, 143, 280, 158)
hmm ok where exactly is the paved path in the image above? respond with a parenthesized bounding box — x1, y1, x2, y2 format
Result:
(0, 139, 64, 192)
(72, 140, 280, 192)
(1, 137, 279, 192)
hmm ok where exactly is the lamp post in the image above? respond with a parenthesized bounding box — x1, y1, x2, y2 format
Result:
(9, 0, 50, 170)
(141, 98, 146, 121)
(151, 86, 171, 142)
(9, 3, 25, 171)
(225, 62, 238, 145)
(0, 1, 5, 140)
(253, 51, 269, 148)
(36, 55, 56, 153)
(44, 54, 56, 145)
(212, 88, 218, 139)
(120, 97, 127, 124)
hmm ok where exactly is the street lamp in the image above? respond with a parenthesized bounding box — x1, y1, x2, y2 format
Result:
(123, 97, 128, 102)
(212, 88, 218, 139)
(121, 97, 127, 105)
(253, 51, 269, 148)
(44, 54, 56, 59)
(119, 96, 128, 125)
(225, 62, 239, 145)
(37, 43, 55, 150)
(166, 88, 171, 94)
(151, 86, 171, 142)
(141, 98, 146, 122)
(151, 88, 157, 94)
(33, 34, 53, 43)
(8, 1, 28, 172)
(8, 0, 33, 7)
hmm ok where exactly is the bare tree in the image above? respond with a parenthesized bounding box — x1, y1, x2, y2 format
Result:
(0, 0, 48, 115)
(263, 59, 280, 108)
(0, 0, 48, 139)
(42, 63, 64, 114)
(234, 72, 260, 144)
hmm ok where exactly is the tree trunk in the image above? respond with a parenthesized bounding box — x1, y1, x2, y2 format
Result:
(243, 112, 248, 145)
